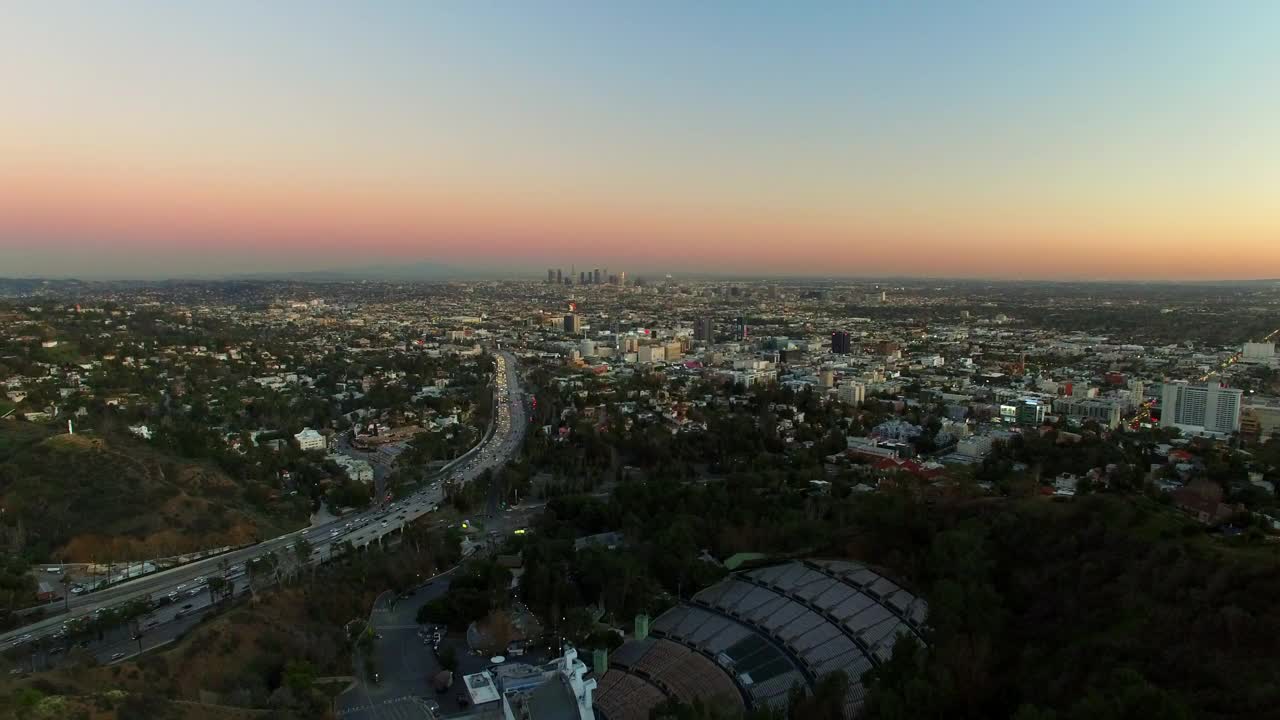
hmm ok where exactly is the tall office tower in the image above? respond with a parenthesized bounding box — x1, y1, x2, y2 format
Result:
(556, 269, 563, 284)
(736, 317, 749, 340)
(1160, 381, 1243, 435)
(694, 317, 715, 343)
(593, 268, 602, 285)
(547, 269, 556, 283)
(563, 314, 582, 334)
(617, 271, 627, 286)
(831, 331, 852, 354)
(580, 271, 587, 285)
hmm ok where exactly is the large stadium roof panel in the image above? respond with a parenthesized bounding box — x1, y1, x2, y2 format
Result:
(593, 559, 928, 720)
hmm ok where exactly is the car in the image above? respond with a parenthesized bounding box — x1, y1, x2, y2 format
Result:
(111, 652, 126, 661)
(45, 567, 61, 574)
(187, 588, 201, 597)
(194, 576, 206, 585)
(175, 584, 187, 593)
(71, 586, 85, 595)
(381, 520, 388, 527)
(181, 603, 193, 610)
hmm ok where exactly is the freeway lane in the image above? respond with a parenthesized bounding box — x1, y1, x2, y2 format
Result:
(1, 352, 525, 650)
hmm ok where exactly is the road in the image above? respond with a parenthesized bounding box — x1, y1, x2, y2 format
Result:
(1123, 327, 1280, 428)
(335, 530, 546, 720)
(1, 351, 526, 654)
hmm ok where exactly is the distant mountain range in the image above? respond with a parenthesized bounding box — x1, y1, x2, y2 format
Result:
(1, 269, 1279, 294)
(231, 261, 483, 281)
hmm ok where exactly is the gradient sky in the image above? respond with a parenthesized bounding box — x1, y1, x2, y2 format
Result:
(2, 1, 1279, 280)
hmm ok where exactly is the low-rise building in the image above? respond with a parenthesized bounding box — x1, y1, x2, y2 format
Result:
(294, 427, 327, 452)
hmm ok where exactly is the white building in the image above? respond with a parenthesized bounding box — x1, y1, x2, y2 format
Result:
(460, 645, 596, 720)
(1242, 342, 1276, 363)
(294, 428, 327, 452)
(327, 453, 374, 483)
(636, 345, 665, 364)
(838, 383, 866, 406)
(1160, 381, 1242, 436)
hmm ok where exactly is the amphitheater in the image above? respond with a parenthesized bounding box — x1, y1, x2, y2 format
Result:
(593, 558, 928, 720)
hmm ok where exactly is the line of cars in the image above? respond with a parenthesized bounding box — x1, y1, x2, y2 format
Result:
(6, 356, 523, 660)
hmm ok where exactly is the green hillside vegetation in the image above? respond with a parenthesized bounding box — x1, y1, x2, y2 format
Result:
(493, 469, 1279, 720)
(853, 492, 1280, 720)
(0, 424, 306, 563)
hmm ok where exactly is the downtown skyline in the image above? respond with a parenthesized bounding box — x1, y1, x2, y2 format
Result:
(3, 2, 1279, 281)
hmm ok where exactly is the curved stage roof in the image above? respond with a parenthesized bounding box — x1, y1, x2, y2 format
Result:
(595, 558, 928, 719)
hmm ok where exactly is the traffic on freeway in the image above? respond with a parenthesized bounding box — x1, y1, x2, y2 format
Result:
(0, 351, 525, 658)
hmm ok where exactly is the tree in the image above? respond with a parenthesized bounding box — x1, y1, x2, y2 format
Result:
(293, 538, 313, 583)
(207, 576, 227, 606)
(437, 644, 458, 673)
(283, 659, 318, 694)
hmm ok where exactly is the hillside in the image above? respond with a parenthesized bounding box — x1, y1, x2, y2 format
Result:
(0, 526, 462, 719)
(849, 492, 1280, 720)
(0, 424, 306, 562)
(0, 588, 351, 719)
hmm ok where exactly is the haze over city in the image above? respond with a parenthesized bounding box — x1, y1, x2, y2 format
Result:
(2, 1, 1279, 281)
(7, 4, 1280, 717)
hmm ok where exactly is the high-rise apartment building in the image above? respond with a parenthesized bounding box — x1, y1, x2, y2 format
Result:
(1243, 342, 1276, 363)
(1160, 381, 1242, 435)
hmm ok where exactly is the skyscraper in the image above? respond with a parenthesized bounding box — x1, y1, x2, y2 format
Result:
(831, 331, 852, 354)
(694, 317, 715, 343)
(1160, 381, 1242, 435)
(556, 268, 563, 284)
(563, 313, 582, 334)
(593, 268, 602, 285)
(547, 269, 556, 283)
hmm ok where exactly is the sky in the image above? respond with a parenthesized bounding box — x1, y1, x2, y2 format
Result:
(2, 1, 1278, 280)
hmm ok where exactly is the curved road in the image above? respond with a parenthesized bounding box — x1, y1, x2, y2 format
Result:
(1, 351, 525, 650)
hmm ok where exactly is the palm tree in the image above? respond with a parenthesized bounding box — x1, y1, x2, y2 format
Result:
(60, 574, 72, 614)
(246, 558, 265, 603)
(293, 538, 314, 585)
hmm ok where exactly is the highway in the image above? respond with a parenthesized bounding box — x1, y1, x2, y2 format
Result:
(1, 351, 526, 653)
